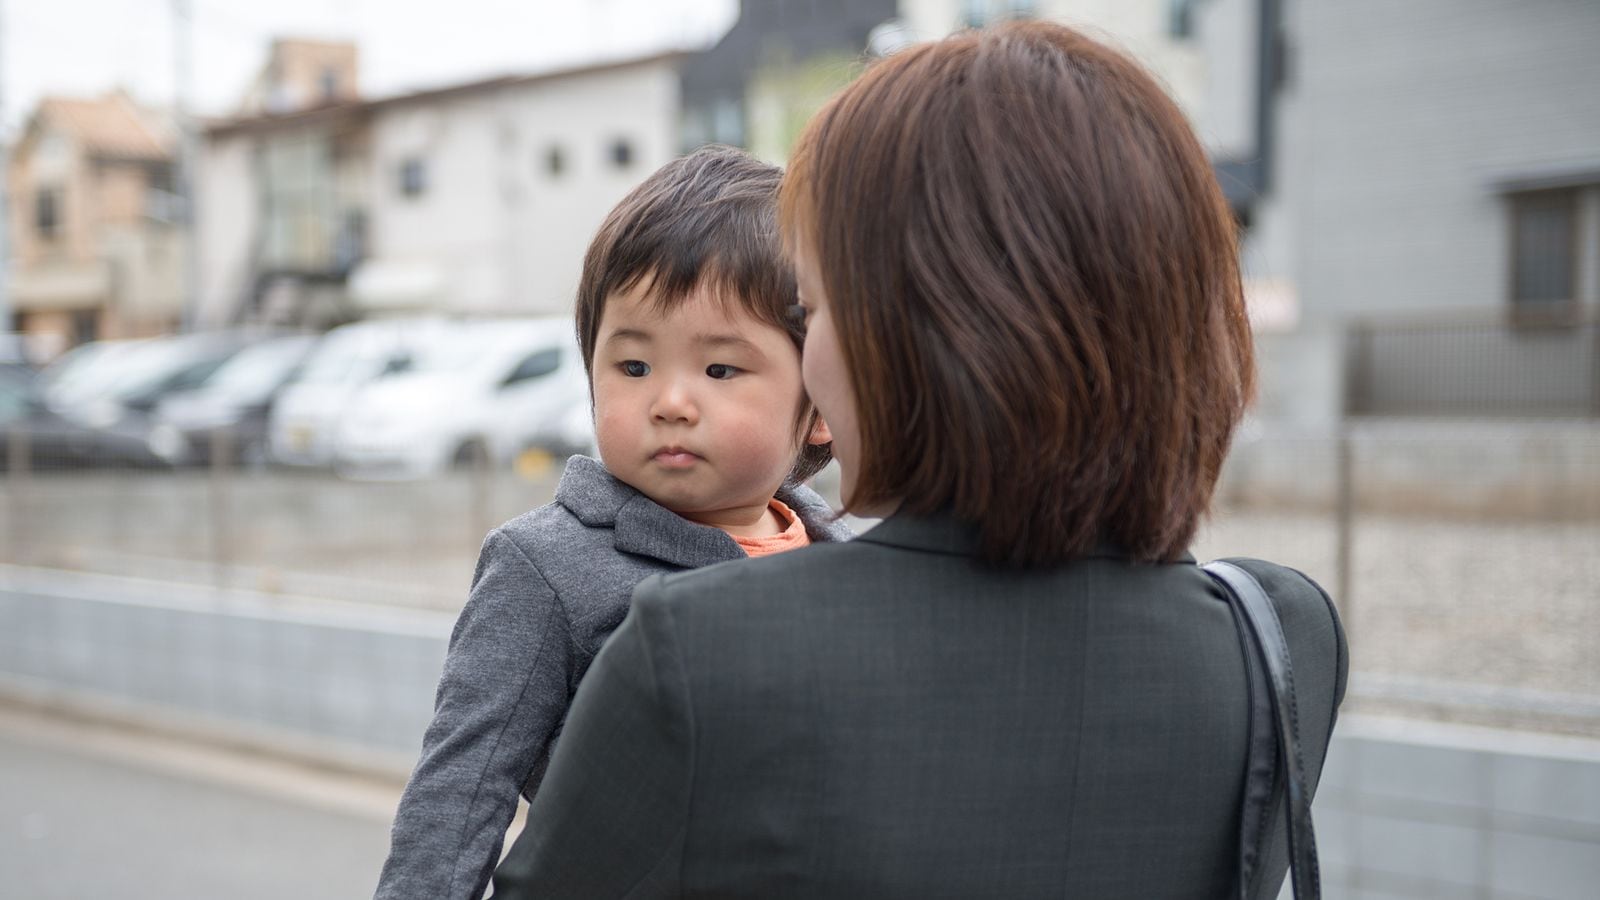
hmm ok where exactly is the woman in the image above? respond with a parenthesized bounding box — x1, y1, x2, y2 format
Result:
(494, 21, 1346, 899)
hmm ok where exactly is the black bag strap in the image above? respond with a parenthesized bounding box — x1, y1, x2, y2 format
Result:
(1204, 561, 1321, 900)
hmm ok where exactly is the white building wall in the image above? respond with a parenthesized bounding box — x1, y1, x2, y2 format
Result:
(195, 135, 259, 328)
(896, 0, 1207, 125)
(365, 60, 680, 317)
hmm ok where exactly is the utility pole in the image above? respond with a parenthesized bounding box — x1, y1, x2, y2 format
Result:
(173, 0, 203, 332)
(0, 0, 14, 351)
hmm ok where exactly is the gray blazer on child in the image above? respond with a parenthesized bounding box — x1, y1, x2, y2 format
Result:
(373, 455, 852, 900)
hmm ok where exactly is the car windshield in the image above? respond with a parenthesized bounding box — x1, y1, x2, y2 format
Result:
(38, 340, 151, 404)
(201, 337, 316, 401)
(105, 338, 237, 400)
(407, 331, 498, 375)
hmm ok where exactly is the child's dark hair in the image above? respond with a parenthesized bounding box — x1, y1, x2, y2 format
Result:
(576, 144, 831, 483)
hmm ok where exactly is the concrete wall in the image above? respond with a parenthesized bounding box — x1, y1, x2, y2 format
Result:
(3, 565, 1597, 897)
(1316, 716, 1600, 899)
(1219, 419, 1600, 518)
(0, 565, 449, 772)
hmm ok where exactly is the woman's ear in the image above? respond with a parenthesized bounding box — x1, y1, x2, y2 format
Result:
(806, 415, 833, 446)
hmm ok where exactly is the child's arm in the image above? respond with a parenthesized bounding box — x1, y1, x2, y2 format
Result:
(491, 575, 692, 898)
(374, 529, 574, 900)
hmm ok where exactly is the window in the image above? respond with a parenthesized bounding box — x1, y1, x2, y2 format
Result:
(1509, 189, 1578, 312)
(1168, 0, 1197, 39)
(319, 67, 340, 103)
(399, 157, 427, 198)
(502, 347, 562, 387)
(1005, 0, 1036, 19)
(36, 188, 61, 239)
(545, 145, 567, 178)
(711, 97, 743, 146)
(608, 138, 635, 170)
(963, 0, 988, 28)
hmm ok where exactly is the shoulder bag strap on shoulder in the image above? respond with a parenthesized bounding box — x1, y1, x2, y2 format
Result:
(1204, 560, 1322, 900)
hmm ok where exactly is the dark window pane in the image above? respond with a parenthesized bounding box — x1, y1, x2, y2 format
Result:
(503, 347, 562, 386)
(963, 0, 987, 28)
(36, 188, 60, 238)
(545, 145, 566, 177)
(399, 158, 427, 197)
(609, 139, 634, 169)
(1169, 0, 1196, 39)
(1511, 191, 1577, 305)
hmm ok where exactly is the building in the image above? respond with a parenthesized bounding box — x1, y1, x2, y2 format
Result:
(198, 51, 681, 327)
(892, 0, 1600, 424)
(679, 0, 898, 163)
(5, 91, 182, 357)
(235, 38, 361, 117)
(895, 0, 1206, 122)
(1191, 0, 1600, 423)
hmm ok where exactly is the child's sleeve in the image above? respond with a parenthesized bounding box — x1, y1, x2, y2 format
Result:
(373, 528, 574, 900)
(491, 574, 693, 898)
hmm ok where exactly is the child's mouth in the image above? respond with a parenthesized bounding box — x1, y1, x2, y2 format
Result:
(652, 448, 702, 468)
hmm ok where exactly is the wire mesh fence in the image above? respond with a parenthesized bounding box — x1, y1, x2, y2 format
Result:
(4, 427, 562, 610)
(5, 418, 1599, 737)
(1199, 420, 1600, 738)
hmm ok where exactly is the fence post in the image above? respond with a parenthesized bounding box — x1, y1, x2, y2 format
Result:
(1345, 321, 1373, 417)
(209, 427, 234, 591)
(1335, 422, 1355, 638)
(5, 425, 29, 565)
(469, 448, 494, 550)
(1590, 318, 1599, 418)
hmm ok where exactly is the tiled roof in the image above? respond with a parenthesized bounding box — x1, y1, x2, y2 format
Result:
(37, 92, 173, 161)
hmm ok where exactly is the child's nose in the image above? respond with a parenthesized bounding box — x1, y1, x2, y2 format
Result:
(650, 379, 699, 425)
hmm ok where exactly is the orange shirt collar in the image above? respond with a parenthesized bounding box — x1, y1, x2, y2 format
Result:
(732, 498, 811, 557)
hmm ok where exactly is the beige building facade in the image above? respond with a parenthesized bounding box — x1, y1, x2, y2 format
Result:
(6, 91, 182, 358)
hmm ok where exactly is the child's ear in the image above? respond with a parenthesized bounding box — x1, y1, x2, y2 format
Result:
(806, 416, 833, 446)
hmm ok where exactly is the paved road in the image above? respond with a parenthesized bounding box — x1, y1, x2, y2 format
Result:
(0, 705, 403, 900)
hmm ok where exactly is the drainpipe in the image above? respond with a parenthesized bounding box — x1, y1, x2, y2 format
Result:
(1213, 0, 1285, 212)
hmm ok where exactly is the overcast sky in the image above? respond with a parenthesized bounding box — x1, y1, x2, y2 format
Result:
(3, 0, 738, 132)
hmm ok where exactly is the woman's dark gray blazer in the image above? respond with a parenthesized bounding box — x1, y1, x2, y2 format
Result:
(492, 511, 1347, 899)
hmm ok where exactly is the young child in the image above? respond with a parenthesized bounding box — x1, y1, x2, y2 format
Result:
(373, 146, 849, 900)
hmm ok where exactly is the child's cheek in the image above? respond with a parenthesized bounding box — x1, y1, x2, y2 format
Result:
(713, 410, 801, 477)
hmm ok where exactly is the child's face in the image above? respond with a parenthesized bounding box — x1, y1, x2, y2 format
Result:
(591, 279, 817, 529)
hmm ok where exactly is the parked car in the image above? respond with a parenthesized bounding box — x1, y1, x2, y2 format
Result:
(333, 318, 587, 479)
(268, 318, 458, 468)
(148, 334, 320, 466)
(0, 364, 166, 470)
(42, 333, 258, 431)
(522, 394, 598, 460)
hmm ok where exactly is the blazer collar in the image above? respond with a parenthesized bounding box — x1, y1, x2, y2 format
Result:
(855, 509, 1195, 564)
(554, 455, 852, 569)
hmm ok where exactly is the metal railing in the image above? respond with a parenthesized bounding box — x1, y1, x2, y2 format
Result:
(1344, 311, 1600, 418)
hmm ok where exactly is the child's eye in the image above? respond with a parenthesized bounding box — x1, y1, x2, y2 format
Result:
(705, 364, 740, 380)
(785, 303, 809, 330)
(620, 360, 650, 377)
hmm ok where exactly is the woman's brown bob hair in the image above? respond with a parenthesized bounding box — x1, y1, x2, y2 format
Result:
(781, 21, 1254, 566)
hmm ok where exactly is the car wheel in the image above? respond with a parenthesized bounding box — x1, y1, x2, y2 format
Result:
(452, 438, 490, 470)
